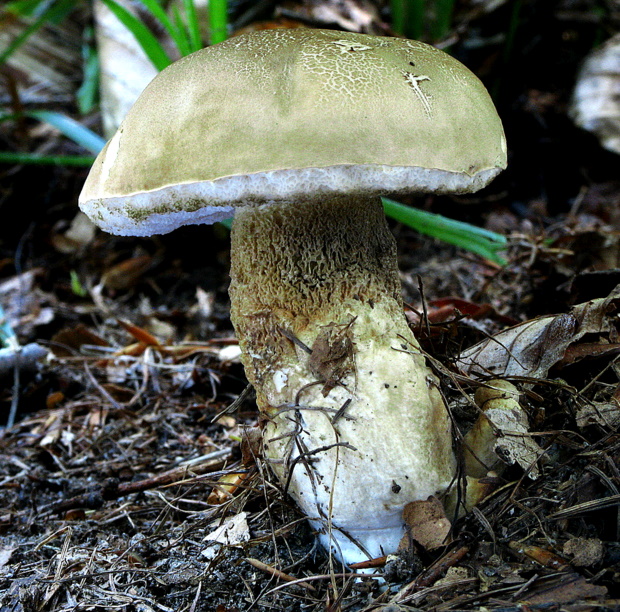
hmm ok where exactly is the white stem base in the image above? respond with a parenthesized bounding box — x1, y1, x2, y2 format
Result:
(261, 302, 455, 563)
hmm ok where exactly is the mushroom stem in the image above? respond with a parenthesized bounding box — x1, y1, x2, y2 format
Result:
(229, 196, 455, 564)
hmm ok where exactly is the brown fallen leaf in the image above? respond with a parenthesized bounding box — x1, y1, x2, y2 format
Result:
(207, 471, 252, 505)
(50, 212, 96, 254)
(525, 572, 607, 605)
(51, 324, 110, 357)
(575, 397, 620, 429)
(117, 318, 162, 348)
(457, 286, 620, 378)
(563, 537, 604, 567)
(101, 254, 155, 291)
(401, 496, 451, 551)
(508, 541, 570, 570)
(0, 546, 15, 570)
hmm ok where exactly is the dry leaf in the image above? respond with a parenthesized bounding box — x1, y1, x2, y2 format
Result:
(207, 471, 250, 505)
(0, 270, 55, 338)
(575, 400, 620, 429)
(0, 10, 81, 104)
(465, 380, 541, 478)
(458, 287, 619, 378)
(509, 541, 570, 570)
(101, 255, 154, 291)
(525, 572, 607, 605)
(563, 537, 604, 567)
(51, 212, 96, 254)
(51, 324, 109, 357)
(435, 565, 469, 586)
(401, 496, 451, 551)
(570, 33, 620, 155)
(201, 512, 250, 559)
(0, 546, 15, 569)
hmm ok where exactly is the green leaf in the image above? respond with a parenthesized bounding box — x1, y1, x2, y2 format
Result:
(98, 0, 172, 71)
(0, 0, 78, 65)
(208, 0, 227, 45)
(382, 198, 507, 265)
(169, 4, 192, 57)
(76, 29, 99, 115)
(138, 0, 190, 57)
(430, 0, 456, 41)
(0, 108, 103, 166)
(0, 151, 95, 165)
(183, 0, 202, 52)
(70, 270, 88, 297)
(5, 0, 52, 17)
(390, 0, 424, 40)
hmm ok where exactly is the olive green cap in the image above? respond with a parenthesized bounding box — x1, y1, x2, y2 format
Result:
(79, 28, 507, 236)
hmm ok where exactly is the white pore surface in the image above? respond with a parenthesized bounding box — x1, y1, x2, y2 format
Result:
(79, 164, 501, 236)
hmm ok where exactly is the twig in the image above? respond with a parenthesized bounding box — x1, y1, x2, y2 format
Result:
(391, 545, 470, 603)
(244, 557, 316, 591)
(44, 448, 234, 515)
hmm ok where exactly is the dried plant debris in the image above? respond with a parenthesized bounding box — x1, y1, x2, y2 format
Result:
(275, 0, 386, 34)
(464, 380, 542, 479)
(401, 496, 452, 552)
(0, 269, 619, 611)
(0, 7, 83, 105)
(570, 33, 620, 155)
(457, 285, 620, 378)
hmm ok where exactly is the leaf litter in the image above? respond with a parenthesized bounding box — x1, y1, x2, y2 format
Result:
(2, 2, 620, 610)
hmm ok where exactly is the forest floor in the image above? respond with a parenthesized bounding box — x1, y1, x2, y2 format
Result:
(1, 1, 620, 610)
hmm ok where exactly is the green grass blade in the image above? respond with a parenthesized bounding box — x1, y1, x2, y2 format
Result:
(76, 29, 99, 114)
(28, 110, 105, 153)
(138, 0, 190, 56)
(382, 197, 507, 265)
(390, 0, 405, 35)
(98, 0, 172, 71)
(5, 0, 51, 17)
(0, 0, 77, 65)
(431, 0, 455, 40)
(208, 0, 227, 45)
(183, 0, 202, 52)
(169, 4, 192, 56)
(0, 151, 95, 166)
(407, 0, 425, 40)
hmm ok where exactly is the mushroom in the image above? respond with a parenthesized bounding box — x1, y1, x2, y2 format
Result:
(79, 28, 506, 565)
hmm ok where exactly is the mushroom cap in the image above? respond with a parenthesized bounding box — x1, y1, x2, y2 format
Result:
(79, 28, 507, 236)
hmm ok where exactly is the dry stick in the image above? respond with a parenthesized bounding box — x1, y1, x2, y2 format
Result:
(264, 572, 376, 596)
(391, 545, 470, 604)
(278, 326, 313, 354)
(44, 448, 234, 514)
(188, 580, 202, 612)
(211, 382, 253, 422)
(244, 557, 316, 591)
